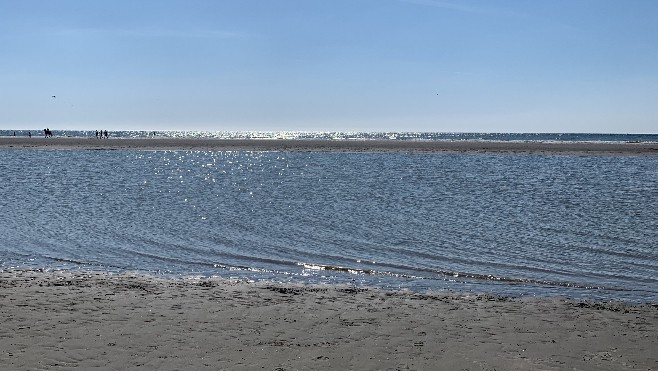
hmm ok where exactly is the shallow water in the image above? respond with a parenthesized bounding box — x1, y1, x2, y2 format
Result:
(1, 149, 657, 303)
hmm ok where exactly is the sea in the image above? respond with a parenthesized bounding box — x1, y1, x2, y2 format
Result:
(1, 131, 657, 304)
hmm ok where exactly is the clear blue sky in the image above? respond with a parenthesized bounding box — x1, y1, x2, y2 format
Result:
(1, 0, 657, 133)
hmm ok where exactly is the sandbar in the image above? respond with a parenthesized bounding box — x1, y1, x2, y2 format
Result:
(1, 269, 656, 370)
(1, 137, 658, 155)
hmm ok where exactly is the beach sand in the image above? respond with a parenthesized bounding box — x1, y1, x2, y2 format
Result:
(1, 137, 658, 155)
(1, 270, 656, 370)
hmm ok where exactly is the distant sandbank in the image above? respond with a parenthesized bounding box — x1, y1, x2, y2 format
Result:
(1, 269, 657, 370)
(1, 137, 658, 155)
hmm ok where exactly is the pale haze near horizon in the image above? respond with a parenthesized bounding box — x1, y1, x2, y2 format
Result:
(1, 0, 657, 134)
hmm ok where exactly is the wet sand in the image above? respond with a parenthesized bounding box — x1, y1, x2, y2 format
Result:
(1, 136, 658, 155)
(1, 270, 656, 370)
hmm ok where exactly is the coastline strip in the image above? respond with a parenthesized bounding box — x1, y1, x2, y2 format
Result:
(2, 137, 658, 155)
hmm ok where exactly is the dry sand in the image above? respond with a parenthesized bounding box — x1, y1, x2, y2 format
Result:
(1, 137, 658, 155)
(1, 270, 656, 370)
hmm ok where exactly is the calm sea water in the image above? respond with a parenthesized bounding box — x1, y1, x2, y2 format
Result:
(1, 136, 657, 303)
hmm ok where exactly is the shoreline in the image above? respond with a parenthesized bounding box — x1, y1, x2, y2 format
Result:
(2, 137, 658, 155)
(1, 269, 657, 370)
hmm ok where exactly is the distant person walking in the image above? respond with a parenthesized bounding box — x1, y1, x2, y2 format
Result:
(96, 130, 99, 139)
(104, 130, 109, 139)
(28, 131, 31, 138)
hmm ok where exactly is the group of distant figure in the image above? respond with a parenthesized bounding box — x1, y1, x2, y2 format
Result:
(8, 129, 113, 139)
(13, 129, 51, 138)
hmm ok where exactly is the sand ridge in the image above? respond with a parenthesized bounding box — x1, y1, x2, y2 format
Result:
(1, 137, 658, 155)
(1, 270, 656, 370)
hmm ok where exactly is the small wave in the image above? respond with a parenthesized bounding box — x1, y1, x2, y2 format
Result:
(298, 262, 415, 278)
(432, 269, 620, 291)
(44, 256, 127, 270)
(297, 262, 628, 292)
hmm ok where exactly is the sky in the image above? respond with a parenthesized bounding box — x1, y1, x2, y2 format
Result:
(1, 0, 657, 133)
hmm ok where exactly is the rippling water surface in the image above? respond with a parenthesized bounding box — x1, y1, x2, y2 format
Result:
(1, 149, 657, 303)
